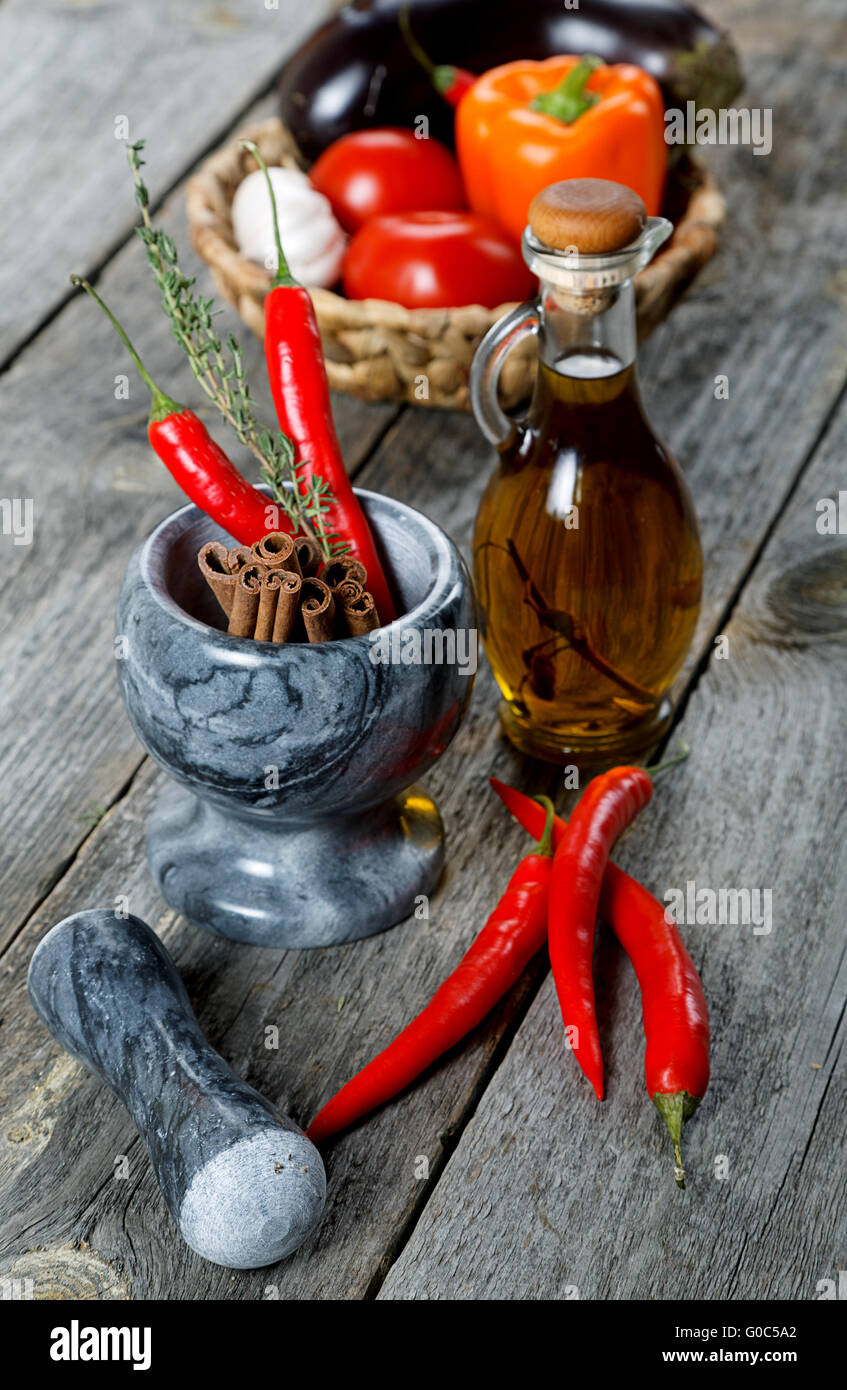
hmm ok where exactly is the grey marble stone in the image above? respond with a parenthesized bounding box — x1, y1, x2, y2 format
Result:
(28, 910, 326, 1269)
(116, 489, 476, 947)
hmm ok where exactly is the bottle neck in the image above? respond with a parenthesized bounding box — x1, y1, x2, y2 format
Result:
(536, 277, 637, 377)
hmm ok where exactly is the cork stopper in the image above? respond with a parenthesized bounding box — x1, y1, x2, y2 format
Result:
(528, 179, 646, 255)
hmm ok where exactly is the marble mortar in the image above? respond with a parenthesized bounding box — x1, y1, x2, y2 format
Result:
(116, 489, 476, 947)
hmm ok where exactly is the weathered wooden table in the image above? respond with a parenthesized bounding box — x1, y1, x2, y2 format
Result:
(1, 0, 844, 1302)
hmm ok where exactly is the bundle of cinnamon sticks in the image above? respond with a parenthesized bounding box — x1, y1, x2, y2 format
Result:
(197, 533, 382, 642)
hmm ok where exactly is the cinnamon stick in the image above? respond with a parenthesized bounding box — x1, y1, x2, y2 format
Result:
(228, 562, 267, 638)
(293, 535, 322, 578)
(342, 590, 380, 636)
(196, 536, 374, 643)
(335, 578, 363, 605)
(197, 541, 238, 618)
(227, 545, 254, 573)
(253, 531, 301, 575)
(322, 557, 367, 592)
(272, 570, 303, 643)
(300, 577, 336, 643)
(334, 579, 364, 636)
(254, 571, 282, 642)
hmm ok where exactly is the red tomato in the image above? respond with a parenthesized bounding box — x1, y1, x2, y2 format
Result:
(309, 128, 465, 233)
(343, 211, 535, 310)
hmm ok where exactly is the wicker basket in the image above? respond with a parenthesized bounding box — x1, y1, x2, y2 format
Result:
(186, 117, 725, 411)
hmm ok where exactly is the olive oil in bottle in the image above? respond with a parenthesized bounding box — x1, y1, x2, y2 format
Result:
(470, 180, 703, 765)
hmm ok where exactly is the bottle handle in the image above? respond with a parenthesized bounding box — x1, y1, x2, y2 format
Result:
(469, 301, 539, 450)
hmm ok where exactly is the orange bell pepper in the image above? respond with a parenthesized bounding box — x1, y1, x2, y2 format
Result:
(456, 55, 667, 243)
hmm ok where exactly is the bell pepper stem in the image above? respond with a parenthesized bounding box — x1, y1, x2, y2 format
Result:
(530, 54, 603, 124)
(70, 275, 182, 422)
(239, 141, 299, 290)
(531, 795, 556, 856)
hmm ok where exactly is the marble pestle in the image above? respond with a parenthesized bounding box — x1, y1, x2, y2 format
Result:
(27, 910, 326, 1269)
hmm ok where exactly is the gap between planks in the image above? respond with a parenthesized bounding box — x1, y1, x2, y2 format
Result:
(652, 362, 847, 759)
(6, 378, 840, 1297)
(365, 371, 847, 1298)
(3, 0, 840, 956)
(374, 393, 847, 1300)
(0, 0, 327, 369)
(4, 0, 845, 1301)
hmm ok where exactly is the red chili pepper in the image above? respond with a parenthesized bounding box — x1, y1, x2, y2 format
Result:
(307, 797, 556, 1145)
(72, 277, 273, 546)
(440, 67, 476, 106)
(490, 776, 709, 1186)
(549, 767, 654, 1101)
(599, 865, 709, 1188)
(399, 4, 475, 108)
(245, 145, 397, 623)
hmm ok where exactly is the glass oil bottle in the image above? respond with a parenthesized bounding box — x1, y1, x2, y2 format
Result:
(471, 184, 703, 765)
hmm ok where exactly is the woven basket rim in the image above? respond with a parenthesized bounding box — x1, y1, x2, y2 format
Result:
(188, 114, 724, 318)
(186, 116, 726, 408)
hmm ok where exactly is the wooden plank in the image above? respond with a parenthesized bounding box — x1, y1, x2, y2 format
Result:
(3, 0, 843, 952)
(0, 142, 398, 951)
(0, 0, 327, 362)
(0, 748, 538, 1299)
(378, 391, 847, 1303)
(3, 303, 846, 1298)
(704, 0, 847, 60)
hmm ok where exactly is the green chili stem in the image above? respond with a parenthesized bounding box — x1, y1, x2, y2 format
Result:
(653, 1091, 701, 1190)
(532, 795, 556, 856)
(399, 3, 436, 78)
(70, 275, 181, 421)
(239, 141, 299, 289)
(649, 741, 691, 781)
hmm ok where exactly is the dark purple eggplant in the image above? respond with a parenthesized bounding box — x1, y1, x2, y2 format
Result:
(279, 0, 744, 162)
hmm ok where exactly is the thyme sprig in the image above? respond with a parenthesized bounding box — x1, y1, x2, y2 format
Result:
(126, 140, 348, 559)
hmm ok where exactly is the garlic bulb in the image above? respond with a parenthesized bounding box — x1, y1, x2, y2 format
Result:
(232, 166, 347, 288)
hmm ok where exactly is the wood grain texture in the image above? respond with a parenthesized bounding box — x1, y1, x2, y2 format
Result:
(379, 393, 847, 1301)
(0, 0, 328, 363)
(2, 379, 844, 1301)
(2, 0, 846, 1302)
(0, 742, 546, 1299)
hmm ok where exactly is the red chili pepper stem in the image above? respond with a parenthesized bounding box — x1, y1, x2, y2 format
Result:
(399, 4, 436, 76)
(70, 275, 182, 423)
(398, 3, 474, 103)
(648, 741, 690, 782)
(531, 795, 556, 856)
(239, 142, 299, 290)
(653, 1091, 700, 1190)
